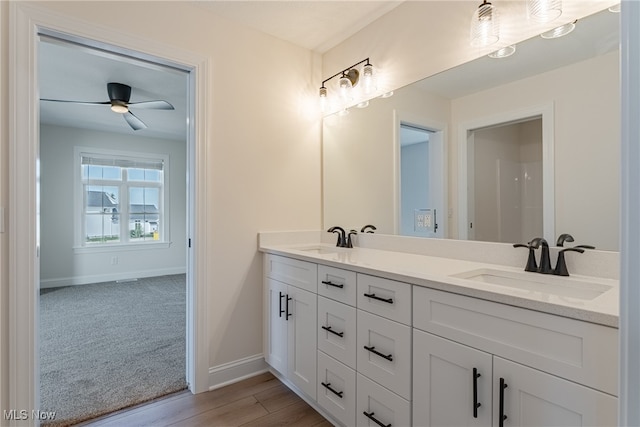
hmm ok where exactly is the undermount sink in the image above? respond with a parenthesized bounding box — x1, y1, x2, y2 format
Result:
(452, 268, 612, 300)
(295, 245, 343, 255)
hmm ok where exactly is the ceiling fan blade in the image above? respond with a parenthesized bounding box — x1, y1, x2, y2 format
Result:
(128, 100, 175, 110)
(123, 111, 147, 131)
(40, 99, 111, 106)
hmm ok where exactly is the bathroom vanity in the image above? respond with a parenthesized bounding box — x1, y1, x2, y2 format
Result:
(259, 231, 618, 427)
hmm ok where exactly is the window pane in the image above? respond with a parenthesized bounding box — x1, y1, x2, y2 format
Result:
(85, 186, 119, 214)
(128, 168, 162, 182)
(84, 164, 122, 181)
(85, 214, 120, 244)
(129, 187, 160, 242)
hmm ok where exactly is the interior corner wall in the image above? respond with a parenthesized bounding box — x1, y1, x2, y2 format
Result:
(0, 0, 9, 415)
(19, 1, 322, 376)
(39, 124, 187, 288)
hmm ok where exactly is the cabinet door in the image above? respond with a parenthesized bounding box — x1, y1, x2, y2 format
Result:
(317, 351, 356, 427)
(287, 285, 318, 399)
(414, 330, 492, 427)
(493, 357, 617, 427)
(265, 278, 288, 375)
(356, 373, 411, 427)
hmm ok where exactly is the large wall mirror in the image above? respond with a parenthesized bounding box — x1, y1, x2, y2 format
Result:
(323, 7, 619, 251)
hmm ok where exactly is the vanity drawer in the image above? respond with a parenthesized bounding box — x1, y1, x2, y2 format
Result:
(356, 373, 411, 427)
(317, 351, 356, 427)
(413, 286, 618, 396)
(357, 310, 411, 400)
(318, 296, 357, 369)
(357, 274, 412, 325)
(264, 254, 317, 293)
(318, 265, 357, 306)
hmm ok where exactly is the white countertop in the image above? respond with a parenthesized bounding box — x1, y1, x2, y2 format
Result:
(259, 242, 619, 328)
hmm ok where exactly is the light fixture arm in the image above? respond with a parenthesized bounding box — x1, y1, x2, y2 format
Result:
(321, 58, 371, 89)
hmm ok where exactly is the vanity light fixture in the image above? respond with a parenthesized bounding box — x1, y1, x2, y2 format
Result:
(319, 58, 374, 111)
(527, 0, 562, 23)
(470, 0, 500, 48)
(540, 19, 577, 39)
(488, 45, 516, 58)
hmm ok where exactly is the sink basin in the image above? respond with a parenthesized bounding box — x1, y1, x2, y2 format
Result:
(452, 268, 612, 300)
(295, 245, 343, 255)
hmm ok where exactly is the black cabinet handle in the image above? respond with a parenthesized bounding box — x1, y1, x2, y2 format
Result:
(286, 295, 292, 320)
(322, 280, 344, 289)
(499, 378, 508, 427)
(363, 293, 393, 304)
(321, 325, 344, 337)
(278, 292, 285, 318)
(473, 368, 481, 418)
(364, 345, 393, 361)
(321, 382, 343, 398)
(363, 411, 391, 427)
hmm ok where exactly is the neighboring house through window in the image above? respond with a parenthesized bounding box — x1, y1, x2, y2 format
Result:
(76, 147, 168, 248)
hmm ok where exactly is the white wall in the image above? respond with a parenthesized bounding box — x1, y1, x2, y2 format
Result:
(39, 124, 187, 287)
(0, 1, 322, 403)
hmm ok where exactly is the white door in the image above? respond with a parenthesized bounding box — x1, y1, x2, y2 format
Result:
(265, 278, 288, 375)
(493, 357, 617, 427)
(287, 285, 317, 399)
(414, 329, 492, 427)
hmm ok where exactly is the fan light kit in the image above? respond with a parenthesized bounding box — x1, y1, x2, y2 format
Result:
(319, 58, 377, 114)
(41, 82, 175, 131)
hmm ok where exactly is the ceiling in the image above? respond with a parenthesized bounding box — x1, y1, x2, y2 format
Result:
(38, 1, 403, 140)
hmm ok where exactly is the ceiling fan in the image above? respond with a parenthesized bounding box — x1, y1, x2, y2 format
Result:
(40, 82, 175, 131)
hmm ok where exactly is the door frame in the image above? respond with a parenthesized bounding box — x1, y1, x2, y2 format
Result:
(457, 103, 555, 243)
(8, 2, 211, 416)
(393, 110, 447, 238)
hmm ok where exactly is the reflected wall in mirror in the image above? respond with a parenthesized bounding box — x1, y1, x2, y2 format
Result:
(322, 7, 620, 251)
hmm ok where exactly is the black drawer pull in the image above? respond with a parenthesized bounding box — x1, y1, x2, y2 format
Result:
(286, 295, 292, 320)
(322, 280, 344, 289)
(499, 378, 508, 427)
(364, 345, 393, 361)
(473, 368, 481, 418)
(278, 292, 285, 317)
(363, 293, 393, 304)
(363, 411, 391, 427)
(321, 325, 344, 337)
(321, 382, 343, 398)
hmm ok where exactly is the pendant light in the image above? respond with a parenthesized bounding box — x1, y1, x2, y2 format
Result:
(470, 0, 500, 48)
(527, 0, 562, 23)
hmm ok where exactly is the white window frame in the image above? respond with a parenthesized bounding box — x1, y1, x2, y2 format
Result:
(73, 146, 171, 253)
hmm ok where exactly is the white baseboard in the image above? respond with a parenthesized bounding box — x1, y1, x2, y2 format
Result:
(40, 267, 187, 288)
(208, 354, 269, 391)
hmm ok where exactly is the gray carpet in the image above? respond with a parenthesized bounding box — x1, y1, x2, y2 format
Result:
(40, 275, 187, 426)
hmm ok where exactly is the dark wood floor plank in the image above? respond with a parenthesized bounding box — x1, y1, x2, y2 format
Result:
(254, 382, 303, 413)
(169, 396, 268, 427)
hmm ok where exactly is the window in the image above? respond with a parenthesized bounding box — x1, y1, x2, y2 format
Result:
(78, 150, 167, 247)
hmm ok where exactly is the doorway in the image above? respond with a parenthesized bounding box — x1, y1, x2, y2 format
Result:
(9, 3, 210, 417)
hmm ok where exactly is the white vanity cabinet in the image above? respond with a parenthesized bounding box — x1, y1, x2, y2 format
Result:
(264, 255, 318, 399)
(413, 286, 618, 427)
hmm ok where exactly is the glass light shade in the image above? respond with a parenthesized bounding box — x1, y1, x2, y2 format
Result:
(608, 3, 620, 13)
(110, 104, 129, 114)
(319, 87, 328, 112)
(356, 100, 369, 108)
(339, 75, 353, 101)
(470, 1, 499, 48)
(361, 64, 376, 95)
(527, 0, 562, 23)
(338, 108, 350, 116)
(488, 45, 516, 58)
(540, 20, 576, 39)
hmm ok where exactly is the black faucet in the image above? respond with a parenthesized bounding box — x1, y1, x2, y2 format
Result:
(347, 230, 358, 248)
(530, 238, 553, 274)
(361, 224, 377, 233)
(554, 247, 585, 276)
(327, 226, 347, 247)
(513, 242, 539, 272)
(556, 233, 574, 247)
